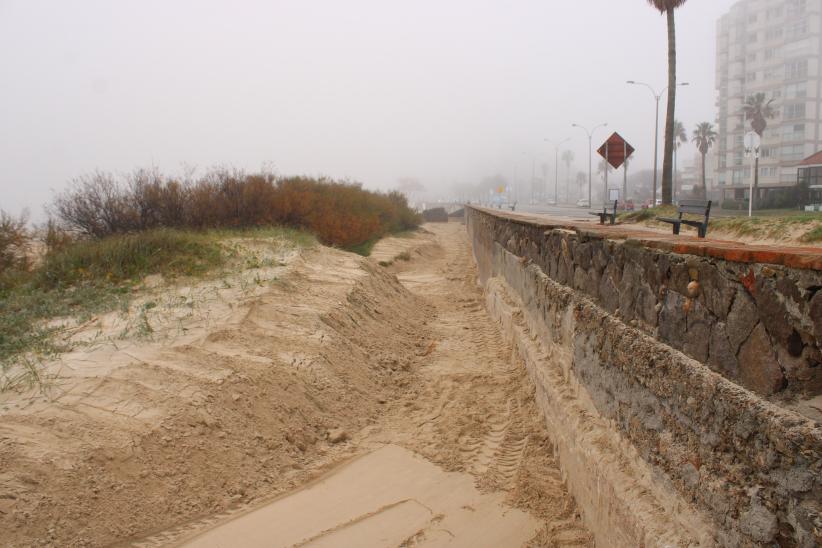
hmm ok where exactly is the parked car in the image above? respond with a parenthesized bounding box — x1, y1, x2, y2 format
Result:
(576, 198, 590, 208)
(622, 199, 635, 211)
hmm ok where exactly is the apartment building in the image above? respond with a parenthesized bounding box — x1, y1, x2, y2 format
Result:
(715, 0, 822, 203)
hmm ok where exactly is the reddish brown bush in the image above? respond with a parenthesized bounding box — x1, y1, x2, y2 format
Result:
(51, 168, 421, 250)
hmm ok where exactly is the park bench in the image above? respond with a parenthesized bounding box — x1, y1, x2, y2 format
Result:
(656, 199, 712, 238)
(588, 200, 618, 225)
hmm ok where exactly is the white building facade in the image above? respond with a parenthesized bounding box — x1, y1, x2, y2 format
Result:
(715, 0, 822, 204)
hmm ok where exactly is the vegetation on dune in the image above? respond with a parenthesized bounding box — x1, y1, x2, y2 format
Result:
(0, 209, 315, 389)
(1, 168, 417, 385)
(1, 228, 222, 384)
(37, 229, 223, 288)
(52, 168, 421, 251)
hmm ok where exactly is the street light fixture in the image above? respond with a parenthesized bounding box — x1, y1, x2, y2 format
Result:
(626, 80, 689, 204)
(571, 122, 608, 206)
(544, 137, 571, 204)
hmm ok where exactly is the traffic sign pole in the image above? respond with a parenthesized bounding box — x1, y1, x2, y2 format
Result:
(744, 131, 761, 218)
(597, 132, 634, 206)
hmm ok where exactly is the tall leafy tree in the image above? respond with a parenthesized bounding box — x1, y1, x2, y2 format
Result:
(742, 93, 777, 208)
(647, 0, 689, 205)
(691, 122, 717, 199)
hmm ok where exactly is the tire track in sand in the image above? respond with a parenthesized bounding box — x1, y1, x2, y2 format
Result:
(384, 222, 592, 547)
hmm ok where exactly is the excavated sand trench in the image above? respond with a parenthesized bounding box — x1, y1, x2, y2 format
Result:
(165, 223, 592, 547)
(1, 223, 590, 547)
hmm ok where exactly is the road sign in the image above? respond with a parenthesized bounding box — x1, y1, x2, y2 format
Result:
(597, 132, 635, 169)
(744, 131, 761, 158)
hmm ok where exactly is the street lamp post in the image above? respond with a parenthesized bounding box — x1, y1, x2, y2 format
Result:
(626, 80, 689, 205)
(544, 137, 571, 204)
(572, 122, 608, 206)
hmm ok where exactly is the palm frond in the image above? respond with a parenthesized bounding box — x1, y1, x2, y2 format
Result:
(647, 0, 689, 13)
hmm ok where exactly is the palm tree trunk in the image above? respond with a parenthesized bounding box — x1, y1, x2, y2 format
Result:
(662, 8, 676, 205)
(701, 152, 707, 199)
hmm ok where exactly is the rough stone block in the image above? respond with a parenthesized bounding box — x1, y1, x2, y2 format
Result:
(738, 323, 786, 395)
(726, 291, 759, 354)
(708, 322, 739, 379)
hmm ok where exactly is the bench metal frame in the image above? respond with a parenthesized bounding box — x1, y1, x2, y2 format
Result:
(657, 199, 712, 238)
(589, 200, 618, 225)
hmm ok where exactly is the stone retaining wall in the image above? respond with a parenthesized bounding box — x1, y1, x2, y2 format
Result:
(467, 207, 822, 398)
(467, 206, 822, 547)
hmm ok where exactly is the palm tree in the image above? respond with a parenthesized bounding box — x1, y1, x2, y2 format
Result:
(672, 119, 687, 201)
(691, 122, 717, 199)
(576, 171, 587, 201)
(742, 93, 777, 208)
(561, 150, 575, 202)
(647, 0, 689, 205)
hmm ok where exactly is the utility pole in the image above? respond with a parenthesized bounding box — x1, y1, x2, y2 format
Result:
(627, 80, 689, 204)
(572, 123, 608, 205)
(545, 137, 571, 204)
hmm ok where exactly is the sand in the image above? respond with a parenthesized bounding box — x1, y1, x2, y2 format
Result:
(1, 222, 590, 547)
(174, 444, 539, 548)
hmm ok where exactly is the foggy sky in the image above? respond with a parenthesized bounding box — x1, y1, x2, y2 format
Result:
(0, 0, 737, 216)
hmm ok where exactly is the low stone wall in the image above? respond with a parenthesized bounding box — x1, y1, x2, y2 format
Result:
(468, 207, 822, 398)
(467, 206, 822, 547)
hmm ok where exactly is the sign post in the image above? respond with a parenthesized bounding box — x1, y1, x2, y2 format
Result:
(744, 131, 761, 218)
(598, 132, 635, 205)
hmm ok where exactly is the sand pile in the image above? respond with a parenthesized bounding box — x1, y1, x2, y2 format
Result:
(0, 242, 430, 547)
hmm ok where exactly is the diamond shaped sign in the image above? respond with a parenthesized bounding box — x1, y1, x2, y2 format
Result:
(597, 132, 635, 169)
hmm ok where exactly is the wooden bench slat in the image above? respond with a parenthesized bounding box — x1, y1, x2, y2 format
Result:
(654, 199, 711, 238)
(679, 206, 710, 214)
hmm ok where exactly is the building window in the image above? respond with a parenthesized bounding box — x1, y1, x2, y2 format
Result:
(763, 68, 779, 80)
(785, 82, 806, 99)
(766, 7, 784, 18)
(760, 167, 778, 177)
(761, 146, 777, 159)
(766, 27, 783, 41)
(764, 48, 778, 60)
(748, 32, 759, 43)
(786, 21, 808, 39)
(785, 59, 807, 79)
(732, 169, 744, 184)
(787, 0, 808, 17)
(746, 71, 757, 82)
(798, 165, 822, 188)
(748, 13, 758, 23)
(781, 144, 805, 160)
(747, 52, 757, 62)
(784, 103, 806, 119)
(783, 123, 806, 140)
(763, 127, 780, 140)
